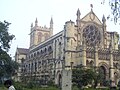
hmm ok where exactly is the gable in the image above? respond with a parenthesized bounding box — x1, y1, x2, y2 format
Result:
(81, 10, 102, 25)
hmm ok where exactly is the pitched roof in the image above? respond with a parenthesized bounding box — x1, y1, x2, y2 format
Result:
(17, 48, 29, 55)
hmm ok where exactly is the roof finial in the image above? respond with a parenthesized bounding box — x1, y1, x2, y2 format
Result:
(90, 4, 93, 11)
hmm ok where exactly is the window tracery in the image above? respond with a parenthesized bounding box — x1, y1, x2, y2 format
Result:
(83, 24, 101, 46)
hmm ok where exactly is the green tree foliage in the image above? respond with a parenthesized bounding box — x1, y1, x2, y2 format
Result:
(72, 65, 95, 89)
(0, 46, 19, 83)
(72, 65, 104, 89)
(0, 21, 15, 51)
(0, 21, 18, 82)
(102, 0, 120, 24)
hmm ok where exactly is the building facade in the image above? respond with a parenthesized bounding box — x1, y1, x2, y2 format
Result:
(15, 8, 120, 85)
(15, 48, 29, 81)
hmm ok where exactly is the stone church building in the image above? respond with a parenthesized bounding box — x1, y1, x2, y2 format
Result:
(15, 8, 120, 85)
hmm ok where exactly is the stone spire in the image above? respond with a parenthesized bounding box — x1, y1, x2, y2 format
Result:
(102, 15, 107, 46)
(76, 8, 81, 26)
(50, 17, 53, 36)
(50, 17, 53, 24)
(102, 15, 106, 23)
(76, 8, 81, 17)
(50, 17, 53, 29)
(35, 18, 38, 26)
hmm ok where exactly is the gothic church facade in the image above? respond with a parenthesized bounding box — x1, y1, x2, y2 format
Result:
(15, 8, 120, 85)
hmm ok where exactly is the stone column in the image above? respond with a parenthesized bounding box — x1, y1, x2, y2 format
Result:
(82, 39, 86, 66)
(109, 49, 115, 86)
(94, 45, 98, 67)
(62, 70, 72, 90)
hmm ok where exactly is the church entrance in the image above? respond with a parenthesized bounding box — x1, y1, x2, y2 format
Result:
(99, 66, 107, 86)
(58, 74, 62, 88)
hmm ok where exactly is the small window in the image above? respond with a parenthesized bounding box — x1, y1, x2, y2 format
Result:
(34, 53, 36, 57)
(37, 51, 40, 55)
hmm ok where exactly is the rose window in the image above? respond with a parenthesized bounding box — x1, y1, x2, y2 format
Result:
(83, 25, 101, 46)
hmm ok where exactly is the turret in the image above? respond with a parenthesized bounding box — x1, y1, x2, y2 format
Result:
(64, 20, 76, 68)
(50, 17, 53, 28)
(102, 15, 107, 48)
(102, 15, 106, 24)
(76, 8, 81, 26)
(50, 17, 53, 36)
(76, 8, 81, 20)
(65, 20, 75, 38)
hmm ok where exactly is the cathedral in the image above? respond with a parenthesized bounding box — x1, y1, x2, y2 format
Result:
(15, 8, 120, 86)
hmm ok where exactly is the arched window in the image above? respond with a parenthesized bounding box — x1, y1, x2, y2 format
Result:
(34, 53, 36, 57)
(90, 60, 94, 67)
(31, 54, 33, 58)
(40, 50, 43, 54)
(44, 48, 47, 53)
(37, 51, 40, 55)
(48, 46, 52, 51)
(86, 60, 89, 66)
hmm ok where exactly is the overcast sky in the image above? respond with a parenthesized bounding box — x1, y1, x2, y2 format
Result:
(0, 0, 120, 59)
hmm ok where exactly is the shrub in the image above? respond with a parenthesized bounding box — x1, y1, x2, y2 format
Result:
(47, 80, 54, 86)
(14, 82, 24, 90)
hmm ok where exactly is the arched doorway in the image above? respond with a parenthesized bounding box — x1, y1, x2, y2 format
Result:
(58, 74, 62, 88)
(114, 72, 119, 85)
(99, 66, 107, 86)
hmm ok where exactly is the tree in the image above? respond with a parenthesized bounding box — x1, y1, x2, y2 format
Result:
(92, 67, 103, 88)
(0, 47, 19, 82)
(72, 65, 95, 89)
(0, 21, 15, 51)
(72, 65, 104, 89)
(0, 21, 17, 83)
(101, 0, 120, 24)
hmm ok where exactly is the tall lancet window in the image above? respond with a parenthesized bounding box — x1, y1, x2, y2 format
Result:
(31, 33, 34, 46)
(30, 34, 32, 45)
(58, 42, 62, 59)
(38, 32, 42, 43)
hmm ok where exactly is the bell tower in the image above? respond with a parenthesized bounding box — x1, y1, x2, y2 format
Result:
(29, 17, 54, 49)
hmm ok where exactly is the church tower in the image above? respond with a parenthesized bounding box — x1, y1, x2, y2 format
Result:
(29, 18, 54, 49)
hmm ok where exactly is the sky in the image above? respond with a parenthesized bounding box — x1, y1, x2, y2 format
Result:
(0, 0, 120, 59)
